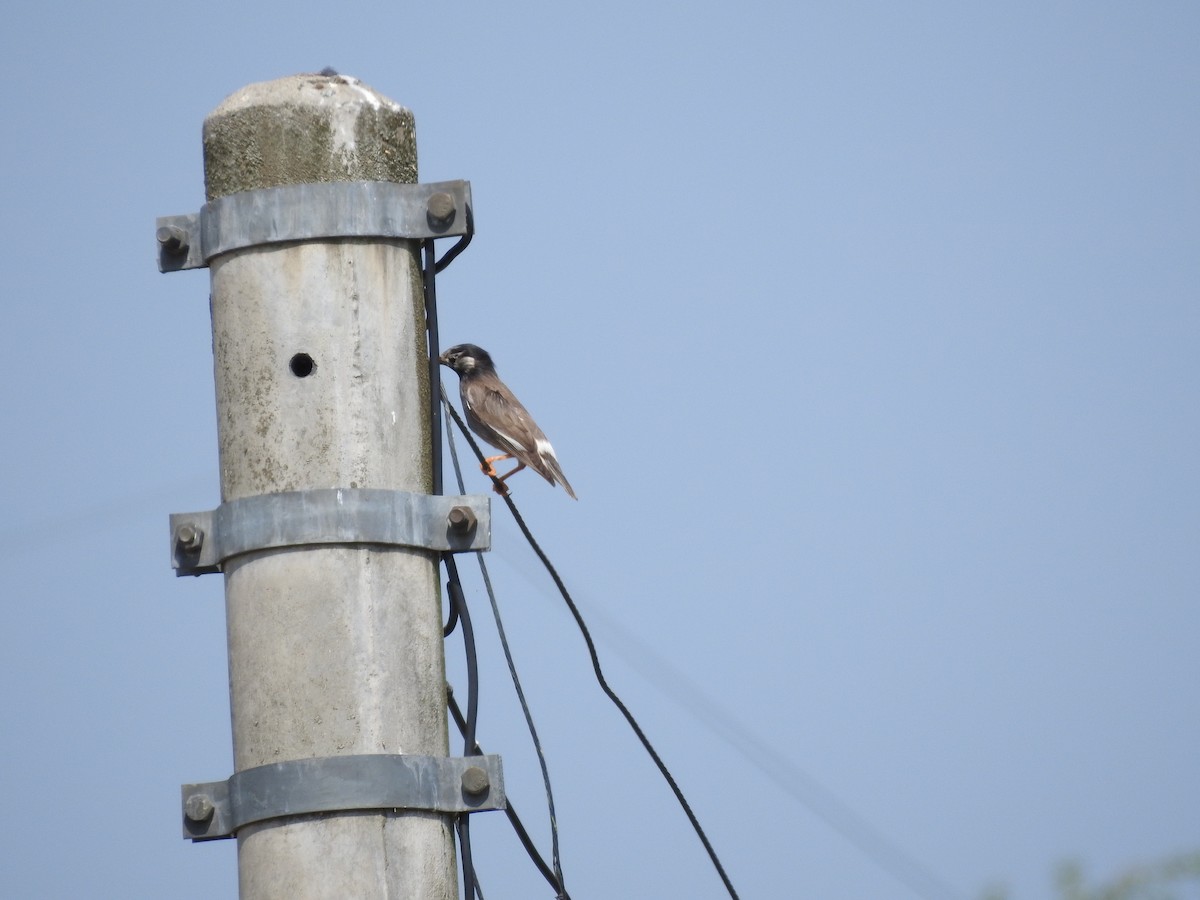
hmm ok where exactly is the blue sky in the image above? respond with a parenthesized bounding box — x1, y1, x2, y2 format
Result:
(1, 2, 1197, 898)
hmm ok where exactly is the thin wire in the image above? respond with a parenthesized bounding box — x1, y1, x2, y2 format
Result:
(447, 689, 572, 899)
(441, 397, 741, 900)
(445, 397, 568, 898)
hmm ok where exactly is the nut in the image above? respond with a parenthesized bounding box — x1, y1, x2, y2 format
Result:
(447, 506, 477, 534)
(175, 524, 203, 553)
(156, 225, 188, 255)
(426, 192, 456, 229)
(184, 793, 214, 823)
(461, 765, 489, 797)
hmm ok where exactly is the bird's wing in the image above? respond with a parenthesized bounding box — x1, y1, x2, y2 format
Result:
(466, 381, 543, 456)
(466, 380, 570, 489)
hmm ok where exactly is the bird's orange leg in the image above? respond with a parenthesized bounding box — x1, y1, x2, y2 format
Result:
(496, 461, 527, 484)
(480, 454, 524, 495)
(491, 461, 527, 496)
(480, 453, 513, 478)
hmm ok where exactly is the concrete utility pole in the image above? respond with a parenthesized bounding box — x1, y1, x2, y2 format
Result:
(158, 73, 496, 899)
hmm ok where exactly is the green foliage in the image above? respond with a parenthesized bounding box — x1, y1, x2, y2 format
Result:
(982, 850, 1200, 900)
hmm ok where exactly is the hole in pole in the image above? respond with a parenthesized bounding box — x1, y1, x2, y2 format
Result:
(290, 353, 316, 377)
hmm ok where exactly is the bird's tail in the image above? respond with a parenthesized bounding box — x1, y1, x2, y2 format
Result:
(542, 454, 578, 500)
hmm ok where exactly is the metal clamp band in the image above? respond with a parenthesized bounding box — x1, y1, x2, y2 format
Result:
(156, 179, 473, 272)
(170, 488, 490, 576)
(182, 753, 505, 841)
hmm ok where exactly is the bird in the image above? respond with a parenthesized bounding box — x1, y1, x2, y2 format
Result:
(439, 343, 577, 499)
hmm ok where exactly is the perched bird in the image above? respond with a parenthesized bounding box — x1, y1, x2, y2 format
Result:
(439, 343, 577, 499)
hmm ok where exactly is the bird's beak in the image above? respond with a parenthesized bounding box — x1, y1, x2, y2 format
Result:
(437, 350, 452, 365)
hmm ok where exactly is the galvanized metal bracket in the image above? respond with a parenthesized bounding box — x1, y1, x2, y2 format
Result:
(156, 179, 473, 273)
(182, 753, 505, 841)
(170, 488, 490, 576)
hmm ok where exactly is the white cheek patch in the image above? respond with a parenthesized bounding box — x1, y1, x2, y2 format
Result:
(460, 357, 475, 371)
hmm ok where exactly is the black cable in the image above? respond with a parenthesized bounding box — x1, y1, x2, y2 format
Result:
(444, 557, 480, 898)
(423, 211, 570, 899)
(424, 224, 486, 896)
(572, 605, 965, 900)
(444, 557, 479, 755)
(434, 206, 474, 274)
(422, 239, 444, 497)
(442, 594, 459, 638)
(425, 235, 481, 896)
(445, 399, 568, 898)
(422, 207, 476, 493)
(447, 689, 572, 899)
(457, 816, 482, 900)
(442, 398, 741, 900)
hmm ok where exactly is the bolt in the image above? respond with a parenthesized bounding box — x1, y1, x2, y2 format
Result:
(447, 506, 477, 535)
(426, 192, 456, 229)
(175, 523, 203, 553)
(461, 765, 489, 797)
(156, 225, 189, 255)
(184, 793, 214, 823)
